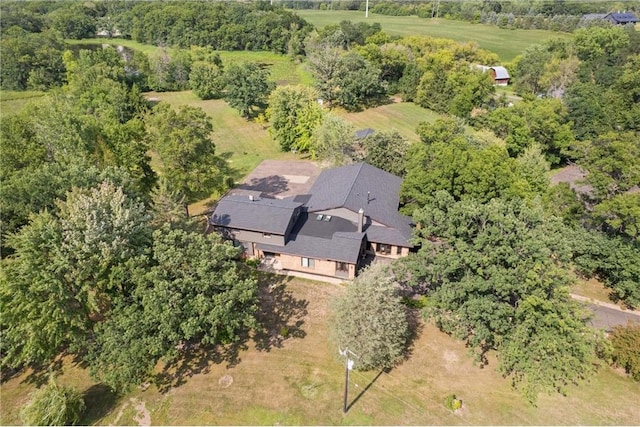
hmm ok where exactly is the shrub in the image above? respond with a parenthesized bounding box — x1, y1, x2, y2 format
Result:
(21, 375, 85, 426)
(610, 322, 640, 381)
(444, 394, 462, 411)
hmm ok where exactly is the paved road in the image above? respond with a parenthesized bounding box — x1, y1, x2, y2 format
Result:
(587, 304, 640, 330)
(570, 294, 640, 330)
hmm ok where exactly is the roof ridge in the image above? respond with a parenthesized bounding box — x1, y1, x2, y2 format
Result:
(342, 162, 365, 209)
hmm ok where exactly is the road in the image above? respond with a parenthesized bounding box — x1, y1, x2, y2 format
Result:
(571, 294, 640, 330)
(587, 304, 640, 330)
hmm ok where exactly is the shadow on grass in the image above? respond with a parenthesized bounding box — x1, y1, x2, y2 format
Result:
(347, 369, 385, 412)
(81, 383, 119, 425)
(154, 270, 308, 393)
(253, 271, 309, 352)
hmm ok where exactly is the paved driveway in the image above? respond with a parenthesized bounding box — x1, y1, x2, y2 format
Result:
(230, 160, 322, 199)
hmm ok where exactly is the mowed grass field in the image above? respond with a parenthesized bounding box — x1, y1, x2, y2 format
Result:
(2, 276, 639, 425)
(147, 92, 441, 215)
(296, 10, 571, 62)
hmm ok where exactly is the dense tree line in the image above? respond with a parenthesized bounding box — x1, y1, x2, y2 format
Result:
(0, 46, 259, 393)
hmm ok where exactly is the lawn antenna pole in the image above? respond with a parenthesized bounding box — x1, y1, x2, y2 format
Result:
(343, 347, 350, 413)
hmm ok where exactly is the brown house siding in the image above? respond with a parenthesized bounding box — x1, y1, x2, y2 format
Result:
(277, 253, 357, 279)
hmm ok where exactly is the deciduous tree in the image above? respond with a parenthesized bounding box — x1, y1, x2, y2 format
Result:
(89, 226, 258, 391)
(146, 104, 228, 212)
(266, 85, 324, 152)
(331, 264, 409, 371)
(223, 62, 273, 119)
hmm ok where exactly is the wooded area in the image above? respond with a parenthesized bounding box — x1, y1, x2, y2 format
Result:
(1, 1, 638, 417)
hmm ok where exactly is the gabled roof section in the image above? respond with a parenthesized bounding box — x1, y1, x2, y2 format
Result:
(306, 163, 400, 224)
(355, 128, 375, 139)
(306, 162, 414, 245)
(210, 194, 301, 234)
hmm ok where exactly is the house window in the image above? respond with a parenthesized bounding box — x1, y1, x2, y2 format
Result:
(263, 233, 272, 238)
(336, 262, 348, 272)
(396, 246, 403, 255)
(301, 257, 315, 268)
(377, 243, 391, 254)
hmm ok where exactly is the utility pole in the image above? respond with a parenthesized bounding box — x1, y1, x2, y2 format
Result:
(339, 348, 356, 413)
(365, 0, 369, 18)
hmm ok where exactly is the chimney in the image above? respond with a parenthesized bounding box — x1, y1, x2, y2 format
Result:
(249, 195, 254, 201)
(358, 208, 364, 233)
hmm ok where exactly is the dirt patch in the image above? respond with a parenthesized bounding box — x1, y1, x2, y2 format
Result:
(131, 398, 151, 426)
(110, 401, 128, 426)
(218, 374, 234, 388)
(443, 349, 459, 372)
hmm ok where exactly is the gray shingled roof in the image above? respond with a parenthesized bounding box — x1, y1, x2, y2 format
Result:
(258, 212, 364, 263)
(607, 12, 639, 23)
(209, 195, 301, 234)
(355, 128, 375, 139)
(258, 232, 364, 264)
(365, 224, 413, 247)
(305, 162, 414, 245)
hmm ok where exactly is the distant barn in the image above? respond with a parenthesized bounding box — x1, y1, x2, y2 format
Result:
(582, 12, 639, 25)
(488, 66, 510, 86)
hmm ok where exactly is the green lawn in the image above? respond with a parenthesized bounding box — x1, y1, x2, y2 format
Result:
(295, 10, 571, 62)
(0, 90, 46, 115)
(337, 101, 442, 143)
(2, 276, 639, 425)
(144, 90, 298, 181)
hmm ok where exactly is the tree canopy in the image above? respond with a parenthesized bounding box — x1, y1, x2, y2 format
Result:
(399, 192, 599, 402)
(331, 264, 409, 371)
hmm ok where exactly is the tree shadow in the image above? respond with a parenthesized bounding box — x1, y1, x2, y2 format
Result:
(237, 174, 289, 197)
(20, 359, 64, 387)
(153, 271, 308, 393)
(81, 384, 119, 425)
(155, 344, 227, 393)
(404, 306, 425, 362)
(252, 272, 309, 352)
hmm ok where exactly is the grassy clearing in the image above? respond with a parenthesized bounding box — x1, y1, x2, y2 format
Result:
(337, 101, 442, 143)
(2, 276, 639, 425)
(67, 39, 312, 86)
(0, 90, 47, 115)
(295, 10, 571, 62)
(571, 277, 617, 304)
(216, 51, 313, 86)
(145, 90, 297, 180)
(67, 38, 162, 57)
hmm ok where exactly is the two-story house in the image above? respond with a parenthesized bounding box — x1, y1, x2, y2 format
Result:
(209, 162, 414, 280)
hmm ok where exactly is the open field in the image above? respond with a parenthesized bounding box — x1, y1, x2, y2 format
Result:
(295, 10, 571, 62)
(2, 275, 639, 425)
